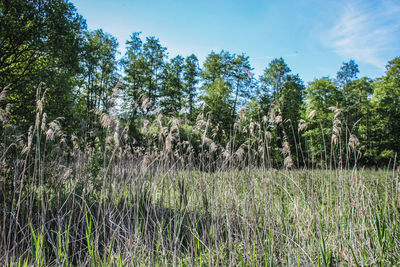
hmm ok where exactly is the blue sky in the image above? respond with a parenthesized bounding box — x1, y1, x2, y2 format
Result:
(72, 0, 400, 84)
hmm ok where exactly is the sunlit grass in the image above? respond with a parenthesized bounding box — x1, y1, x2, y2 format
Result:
(3, 168, 399, 266)
(1, 86, 399, 266)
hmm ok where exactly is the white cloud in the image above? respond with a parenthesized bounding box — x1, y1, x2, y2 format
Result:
(326, 0, 400, 69)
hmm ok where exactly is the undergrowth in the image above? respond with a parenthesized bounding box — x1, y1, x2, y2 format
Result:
(0, 86, 399, 266)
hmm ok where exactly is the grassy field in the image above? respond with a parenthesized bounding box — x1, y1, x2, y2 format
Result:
(2, 166, 399, 266)
(1, 92, 399, 266)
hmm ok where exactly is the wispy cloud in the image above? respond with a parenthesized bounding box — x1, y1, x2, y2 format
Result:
(326, 0, 400, 69)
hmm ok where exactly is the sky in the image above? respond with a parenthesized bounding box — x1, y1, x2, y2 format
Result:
(72, 0, 400, 84)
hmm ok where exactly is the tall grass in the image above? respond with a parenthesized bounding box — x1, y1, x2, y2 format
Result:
(0, 86, 399, 266)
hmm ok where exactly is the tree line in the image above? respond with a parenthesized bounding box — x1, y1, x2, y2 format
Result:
(1, 0, 399, 167)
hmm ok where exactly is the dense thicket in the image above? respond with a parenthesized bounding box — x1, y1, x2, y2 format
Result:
(1, 0, 399, 167)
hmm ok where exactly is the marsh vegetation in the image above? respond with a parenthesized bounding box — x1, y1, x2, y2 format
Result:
(1, 0, 400, 266)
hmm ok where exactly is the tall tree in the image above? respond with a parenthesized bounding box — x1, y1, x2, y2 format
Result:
(371, 57, 400, 164)
(201, 78, 233, 142)
(121, 34, 167, 116)
(201, 50, 232, 86)
(258, 58, 304, 164)
(121, 32, 146, 117)
(80, 29, 119, 113)
(304, 77, 340, 167)
(142, 36, 167, 106)
(72, 29, 119, 145)
(336, 59, 359, 89)
(346, 78, 373, 164)
(230, 54, 254, 117)
(336, 60, 360, 165)
(279, 74, 305, 165)
(160, 55, 185, 114)
(0, 0, 86, 130)
(183, 54, 200, 119)
(200, 51, 235, 136)
(201, 51, 253, 122)
(260, 58, 291, 101)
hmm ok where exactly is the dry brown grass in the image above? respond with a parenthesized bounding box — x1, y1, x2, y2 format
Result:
(0, 85, 399, 266)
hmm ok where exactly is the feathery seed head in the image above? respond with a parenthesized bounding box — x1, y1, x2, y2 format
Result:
(308, 110, 317, 120)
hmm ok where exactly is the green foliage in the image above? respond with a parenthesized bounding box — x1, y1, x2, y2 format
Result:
(121, 32, 167, 123)
(160, 55, 185, 114)
(121, 32, 146, 116)
(202, 78, 234, 142)
(345, 78, 374, 164)
(229, 54, 255, 115)
(81, 29, 119, 111)
(142, 36, 168, 104)
(260, 57, 291, 100)
(0, 0, 86, 130)
(201, 50, 232, 85)
(303, 77, 339, 166)
(1, 0, 399, 170)
(183, 54, 200, 120)
(371, 57, 400, 164)
(76, 29, 120, 144)
(3, 2, 400, 266)
(336, 59, 359, 88)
